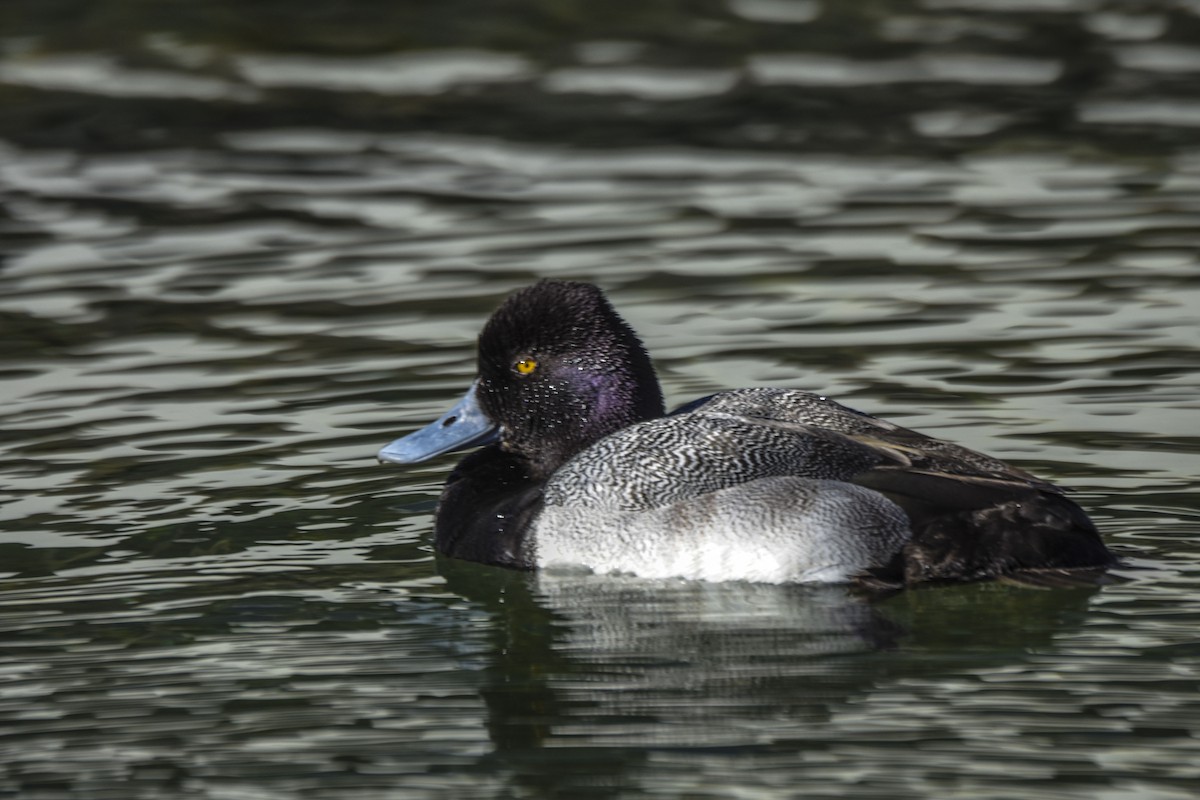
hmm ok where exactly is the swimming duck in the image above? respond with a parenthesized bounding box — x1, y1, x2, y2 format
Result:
(378, 280, 1113, 586)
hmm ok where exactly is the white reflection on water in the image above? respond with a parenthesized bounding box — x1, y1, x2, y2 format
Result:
(728, 0, 822, 24)
(1114, 43, 1200, 72)
(748, 52, 1062, 87)
(542, 66, 740, 100)
(235, 50, 534, 94)
(0, 53, 256, 100)
(1079, 99, 1200, 128)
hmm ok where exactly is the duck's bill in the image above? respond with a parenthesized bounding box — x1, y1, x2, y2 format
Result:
(377, 381, 499, 465)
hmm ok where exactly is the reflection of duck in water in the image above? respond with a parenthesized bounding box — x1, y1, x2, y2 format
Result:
(381, 280, 1113, 587)
(435, 558, 906, 759)
(437, 557, 1103, 763)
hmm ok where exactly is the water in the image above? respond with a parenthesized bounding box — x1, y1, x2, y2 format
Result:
(2, 1, 1200, 797)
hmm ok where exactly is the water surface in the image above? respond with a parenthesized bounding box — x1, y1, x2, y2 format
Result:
(2, 1, 1200, 798)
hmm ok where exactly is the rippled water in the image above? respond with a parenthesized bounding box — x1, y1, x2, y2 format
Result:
(2, 1, 1200, 798)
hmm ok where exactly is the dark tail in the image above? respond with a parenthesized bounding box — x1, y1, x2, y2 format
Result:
(863, 490, 1114, 587)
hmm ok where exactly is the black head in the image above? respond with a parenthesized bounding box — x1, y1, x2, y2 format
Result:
(475, 280, 665, 476)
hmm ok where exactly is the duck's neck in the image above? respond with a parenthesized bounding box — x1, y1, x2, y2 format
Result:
(586, 362, 664, 428)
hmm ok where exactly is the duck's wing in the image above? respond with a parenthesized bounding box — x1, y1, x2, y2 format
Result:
(690, 388, 1061, 510)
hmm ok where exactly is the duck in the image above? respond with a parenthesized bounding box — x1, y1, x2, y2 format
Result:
(378, 279, 1113, 587)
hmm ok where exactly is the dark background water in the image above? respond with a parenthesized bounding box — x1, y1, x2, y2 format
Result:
(2, 1, 1200, 798)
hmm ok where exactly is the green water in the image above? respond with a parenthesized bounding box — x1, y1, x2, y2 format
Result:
(2, 1, 1199, 798)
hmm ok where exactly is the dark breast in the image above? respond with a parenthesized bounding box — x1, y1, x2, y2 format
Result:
(435, 447, 543, 569)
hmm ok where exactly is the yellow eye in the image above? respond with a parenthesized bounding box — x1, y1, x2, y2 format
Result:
(514, 357, 538, 376)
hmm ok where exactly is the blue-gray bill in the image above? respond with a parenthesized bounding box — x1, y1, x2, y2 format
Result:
(377, 381, 499, 464)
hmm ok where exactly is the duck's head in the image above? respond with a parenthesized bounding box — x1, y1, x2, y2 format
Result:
(379, 280, 665, 477)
